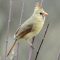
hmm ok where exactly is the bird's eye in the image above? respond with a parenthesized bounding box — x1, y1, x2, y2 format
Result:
(40, 12, 43, 15)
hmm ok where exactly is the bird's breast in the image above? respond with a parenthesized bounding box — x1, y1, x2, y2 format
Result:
(32, 19, 45, 35)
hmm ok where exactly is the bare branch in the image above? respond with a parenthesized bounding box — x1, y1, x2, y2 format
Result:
(28, 37, 35, 60)
(41, 0, 43, 6)
(5, 0, 12, 59)
(35, 23, 49, 60)
(16, 1, 24, 60)
(19, 2, 24, 26)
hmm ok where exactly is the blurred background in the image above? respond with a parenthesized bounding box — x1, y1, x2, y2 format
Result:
(0, 0, 60, 60)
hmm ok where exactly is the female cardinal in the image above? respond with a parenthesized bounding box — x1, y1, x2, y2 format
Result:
(7, 2, 48, 56)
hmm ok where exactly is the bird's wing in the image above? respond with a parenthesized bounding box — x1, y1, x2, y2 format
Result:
(15, 23, 33, 39)
(7, 24, 33, 56)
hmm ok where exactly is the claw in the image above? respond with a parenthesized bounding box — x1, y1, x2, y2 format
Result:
(27, 40, 35, 49)
(30, 45, 35, 49)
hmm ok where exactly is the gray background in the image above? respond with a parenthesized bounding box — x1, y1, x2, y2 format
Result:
(0, 0, 60, 60)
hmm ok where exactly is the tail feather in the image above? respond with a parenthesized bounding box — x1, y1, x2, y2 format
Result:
(7, 39, 17, 56)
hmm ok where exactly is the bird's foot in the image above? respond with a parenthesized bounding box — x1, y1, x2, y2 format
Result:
(30, 45, 35, 49)
(27, 40, 35, 49)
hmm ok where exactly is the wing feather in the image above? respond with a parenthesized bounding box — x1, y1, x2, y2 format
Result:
(15, 24, 33, 39)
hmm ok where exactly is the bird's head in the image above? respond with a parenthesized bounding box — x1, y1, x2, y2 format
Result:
(34, 2, 48, 19)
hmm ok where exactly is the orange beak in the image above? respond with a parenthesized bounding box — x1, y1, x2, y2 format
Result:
(44, 12, 48, 16)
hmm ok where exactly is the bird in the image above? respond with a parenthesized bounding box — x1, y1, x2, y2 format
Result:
(7, 2, 48, 56)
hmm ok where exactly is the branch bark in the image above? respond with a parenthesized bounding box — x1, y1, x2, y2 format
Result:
(35, 23, 49, 60)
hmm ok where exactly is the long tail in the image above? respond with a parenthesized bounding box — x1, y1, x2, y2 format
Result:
(7, 39, 17, 56)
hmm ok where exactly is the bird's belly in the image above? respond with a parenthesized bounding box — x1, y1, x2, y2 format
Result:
(33, 21, 44, 35)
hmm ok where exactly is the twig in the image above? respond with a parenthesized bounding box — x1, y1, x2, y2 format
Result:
(28, 37, 35, 60)
(58, 53, 60, 60)
(5, 0, 12, 59)
(35, 23, 49, 60)
(16, 1, 24, 60)
(5, 41, 8, 60)
(19, 2, 24, 26)
(41, 0, 43, 6)
(16, 42, 19, 60)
